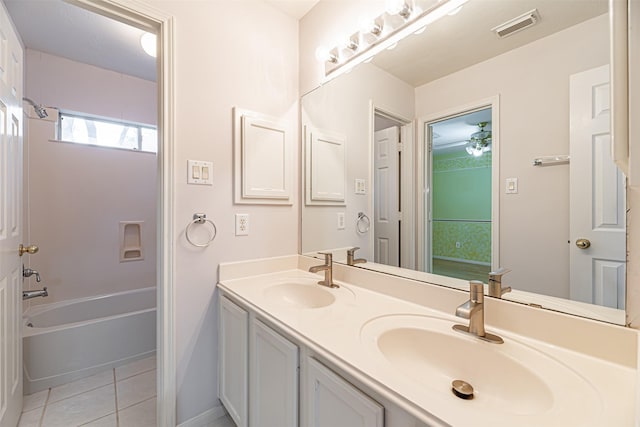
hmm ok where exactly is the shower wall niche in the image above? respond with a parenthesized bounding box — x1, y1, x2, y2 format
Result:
(120, 221, 144, 261)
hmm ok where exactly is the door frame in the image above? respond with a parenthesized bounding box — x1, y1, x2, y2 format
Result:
(68, 1, 176, 425)
(369, 102, 414, 269)
(416, 96, 500, 273)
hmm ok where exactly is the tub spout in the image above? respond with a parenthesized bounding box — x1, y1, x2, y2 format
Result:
(23, 287, 48, 300)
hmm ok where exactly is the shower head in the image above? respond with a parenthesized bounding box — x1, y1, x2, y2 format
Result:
(22, 97, 48, 119)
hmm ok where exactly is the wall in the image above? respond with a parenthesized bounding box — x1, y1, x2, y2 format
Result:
(432, 150, 491, 264)
(121, 1, 299, 423)
(301, 62, 414, 260)
(414, 14, 609, 298)
(23, 50, 157, 306)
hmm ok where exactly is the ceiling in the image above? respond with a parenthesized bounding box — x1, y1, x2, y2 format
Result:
(264, 0, 320, 19)
(3, 0, 320, 83)
(4, 0, 157, 81)
(373, 0, 608, 87)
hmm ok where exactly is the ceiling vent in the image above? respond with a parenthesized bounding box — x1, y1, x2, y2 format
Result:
(492, 9, 540, 38)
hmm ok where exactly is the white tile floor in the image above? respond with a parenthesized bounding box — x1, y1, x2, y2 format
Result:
(18, 356, 158, 427)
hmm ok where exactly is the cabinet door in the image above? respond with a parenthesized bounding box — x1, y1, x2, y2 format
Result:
(219, 296, 249, 427)
(250, 319, 299, 427)
(305, 357, 384, 427)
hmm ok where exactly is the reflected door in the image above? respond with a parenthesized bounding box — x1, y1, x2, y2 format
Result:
(374, 126, 400, 266)
(569, 65, 626, 309)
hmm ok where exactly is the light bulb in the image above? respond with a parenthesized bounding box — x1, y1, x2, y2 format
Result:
(358, 16, 382, 36)
(140, 32, 156, 58)
(385, 0, 405, 15)
(315, 46, 337, 63)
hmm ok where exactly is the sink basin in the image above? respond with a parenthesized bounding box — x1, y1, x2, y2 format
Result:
(264, 281, 336, 309)
(360, 315, 602, 423)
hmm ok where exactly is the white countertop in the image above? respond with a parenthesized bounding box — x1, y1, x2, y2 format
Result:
(218, 257, 637, 427)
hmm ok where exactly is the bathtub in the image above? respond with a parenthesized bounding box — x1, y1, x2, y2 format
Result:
(23, 286, 156, 394)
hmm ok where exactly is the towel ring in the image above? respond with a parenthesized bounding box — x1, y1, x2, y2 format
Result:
(356, 212, 370, 234)
(186, 213, 217, 247)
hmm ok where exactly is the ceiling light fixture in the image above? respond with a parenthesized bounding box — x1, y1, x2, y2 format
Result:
(140, 32, 157, 57)
(317, 0, 469, 81)
(465, 122, 492, 157)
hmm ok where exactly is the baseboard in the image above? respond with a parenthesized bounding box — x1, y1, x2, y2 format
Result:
(177, 405, 227, 427)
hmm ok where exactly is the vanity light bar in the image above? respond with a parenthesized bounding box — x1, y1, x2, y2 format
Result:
(320, 0, 469, 80)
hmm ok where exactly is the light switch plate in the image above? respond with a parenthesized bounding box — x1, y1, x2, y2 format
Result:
(506, 177, 518, 194)
(355, 179, 366, 195)
(187, 160, 213, 185)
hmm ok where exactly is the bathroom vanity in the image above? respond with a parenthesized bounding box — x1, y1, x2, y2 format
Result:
(217, 255, 637, 427)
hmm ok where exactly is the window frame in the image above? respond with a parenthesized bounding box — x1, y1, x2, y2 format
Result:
(57, 110, 157, 153)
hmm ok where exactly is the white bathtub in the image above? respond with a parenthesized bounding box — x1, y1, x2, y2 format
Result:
(23, 287, 156, 394)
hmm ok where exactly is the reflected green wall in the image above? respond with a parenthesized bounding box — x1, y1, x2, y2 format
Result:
(432, 151, 491, 264)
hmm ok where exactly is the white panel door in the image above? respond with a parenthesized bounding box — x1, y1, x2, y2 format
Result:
(0, 2, 23, 425)
(305, 358, 383, 427)
(249, 318, 298, 427)
(374, 127, 400, 267)
(569, 65, 626, 308)
(219, 296, 249, 427)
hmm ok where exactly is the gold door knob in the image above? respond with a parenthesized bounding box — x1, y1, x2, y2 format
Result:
(18, 244, 39, 256)
(576, 239, 591, 249)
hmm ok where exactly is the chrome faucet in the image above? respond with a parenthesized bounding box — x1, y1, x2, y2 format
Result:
(23, 287, 48, 300)
(308, 252, 338, 288)
(23, 265, 41, 282)
(453, 280, 503, 344)
(346, 247, 366, 266)
(488, 267, 511, 298)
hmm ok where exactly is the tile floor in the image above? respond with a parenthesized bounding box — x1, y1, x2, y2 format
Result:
(18, 356, 158, 427)
(17, 354, 237, 427)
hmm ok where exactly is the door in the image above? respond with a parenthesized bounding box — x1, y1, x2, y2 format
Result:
(0, 2, 23, 426)
(305, 357, 383, 427)
(373, 126, 400, 266)
(250, 318, 298, 427)
(569, 65, 626, 308)
(219, 296, 248, 427)
(0, 6, 22, 427)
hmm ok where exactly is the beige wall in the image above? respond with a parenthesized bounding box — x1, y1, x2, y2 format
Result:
(124, 1, 299, 423)
(301, 63, 414, 259)
(414, 15, 609, 298)
(23, 49, 158, 307)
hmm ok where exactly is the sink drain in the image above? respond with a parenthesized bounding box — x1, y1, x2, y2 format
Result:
(451, 380, 474, 400)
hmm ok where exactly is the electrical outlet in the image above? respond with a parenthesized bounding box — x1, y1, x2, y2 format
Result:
(455, 241, 461, 249)
(235, 214, 249, 236)
(337, 212, 345, 230)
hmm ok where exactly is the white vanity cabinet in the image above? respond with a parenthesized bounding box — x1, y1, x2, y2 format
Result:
(305, 357, 384, 427)
(249, 318, 299, 427)
(218, 292, 389, 427)
(219, 295, 299, 427)
(219, 295, 249, 427)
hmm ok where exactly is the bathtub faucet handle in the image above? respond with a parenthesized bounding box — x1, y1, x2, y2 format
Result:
(23, 265, 41, 282)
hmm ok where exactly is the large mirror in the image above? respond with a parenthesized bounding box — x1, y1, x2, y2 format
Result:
(301, 0, 627, 324)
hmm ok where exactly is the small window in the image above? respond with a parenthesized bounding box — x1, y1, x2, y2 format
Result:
(58, 112, 157, 153)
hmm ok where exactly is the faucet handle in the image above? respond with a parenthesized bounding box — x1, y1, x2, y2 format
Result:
(489, 267, 511, 280)
(317, 251, 333, 264)
(347, 247, 360, 255)
(469, 280, 484, 303)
